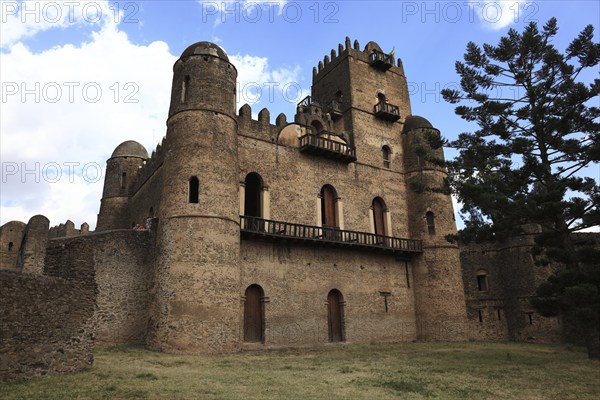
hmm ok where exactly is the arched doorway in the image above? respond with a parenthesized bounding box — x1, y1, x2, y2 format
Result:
(244, 173, 264, 231)
(244, 284, 264, 343)
(320, 185, 339, 240)
(372, 197, 386, 237)
(327, 289, 345, 342)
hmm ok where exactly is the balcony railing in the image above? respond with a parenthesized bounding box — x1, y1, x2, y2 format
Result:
(374, 101, 401, 121)
(325, 100, 343, 120)
(240, 216, 422, 256)
(299, 133, 357, 163)
(298, 95, 318, 108)
(369, 51, 394, 71)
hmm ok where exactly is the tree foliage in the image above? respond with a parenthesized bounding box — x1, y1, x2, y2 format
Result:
(440, 18, 600, 357)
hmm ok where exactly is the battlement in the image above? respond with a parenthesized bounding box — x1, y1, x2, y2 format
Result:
(130, 137, 167, 195)
(313, 37, 405, 83)
(237, 103, 287, 143)
(49, 220, 90, 239)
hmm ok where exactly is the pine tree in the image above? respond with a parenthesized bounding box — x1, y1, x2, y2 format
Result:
(440, 18, 600, 358)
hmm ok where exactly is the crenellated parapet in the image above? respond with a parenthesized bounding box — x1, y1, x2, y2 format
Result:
(313, 37, 405, 82)
(49, 220, 90, 239)
(129, 137, 167, 195)
(237, 103, 284, 142)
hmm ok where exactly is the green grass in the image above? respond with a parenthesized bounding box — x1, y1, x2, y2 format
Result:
(1, 342, 598, 399)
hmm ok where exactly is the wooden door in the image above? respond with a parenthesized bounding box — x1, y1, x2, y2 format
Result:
(244, 285, 263, 342)
(328, 290, 344, 342)
(321, 186, 336, 228)
(373, 198, 385, 238)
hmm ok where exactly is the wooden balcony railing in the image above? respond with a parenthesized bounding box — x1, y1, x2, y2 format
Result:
(299, 133, 357, 163)
(374, 102, 401, 121)
(240, 216, 422, 256)
(369, 51, 394, 71)
(325, 100, 343, 120)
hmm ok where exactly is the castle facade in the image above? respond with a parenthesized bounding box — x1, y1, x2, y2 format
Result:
(1, 39, 571, 381)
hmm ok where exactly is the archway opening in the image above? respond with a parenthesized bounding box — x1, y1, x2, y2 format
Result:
(327, 289, 345, 342)
(244, 284, 265, 343)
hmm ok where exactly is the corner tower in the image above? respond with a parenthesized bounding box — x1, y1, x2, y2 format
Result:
(96, 140, 148, 230)
(402, 115, 467, 341)
(148, 42, 241, 353)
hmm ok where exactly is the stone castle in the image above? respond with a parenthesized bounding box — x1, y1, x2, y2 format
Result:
(0, 39, 578, 381)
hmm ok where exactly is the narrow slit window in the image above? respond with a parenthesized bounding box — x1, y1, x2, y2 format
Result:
(8, 242, 14, 251)
(120, 172, 127, 189)
(189, 176, 199, 204)
(181, 75, 190, 103)
(426, 211, 436, 235)
(478, 310, 483, 323)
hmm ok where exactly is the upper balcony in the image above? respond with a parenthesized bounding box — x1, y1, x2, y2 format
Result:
(369, 50, 394, 71)
(325, 100, 343, 120)
(374, 101, 401, 122)
(240, 216, 422, 257)
(299, 133, 357, 163)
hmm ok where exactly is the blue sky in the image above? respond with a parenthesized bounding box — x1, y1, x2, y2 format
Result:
(1, 0, 599, 229)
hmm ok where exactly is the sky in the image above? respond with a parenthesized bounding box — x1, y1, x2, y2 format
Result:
(1, 0, 599, 230)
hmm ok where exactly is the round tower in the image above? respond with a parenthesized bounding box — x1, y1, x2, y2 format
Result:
(402, 115, 467, 341)
(148, 42, 241, 353)
(96, 140, 148, 231)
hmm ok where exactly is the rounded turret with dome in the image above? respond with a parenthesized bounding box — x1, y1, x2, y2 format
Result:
(168, 41, 237, 119)
(96, 140, 148, 231)
(402, 114, 468, 341)
(149, 41, 241, 353)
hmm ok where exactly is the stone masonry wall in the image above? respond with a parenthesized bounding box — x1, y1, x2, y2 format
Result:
(0, 238, 96, 382)
(47, 229, 157, 346)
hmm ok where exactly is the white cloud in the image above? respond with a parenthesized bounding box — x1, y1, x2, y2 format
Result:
(0, 0, 121, 49)
(1, 7, 176, 229)
(473, 0, 527, 30)
(231, 53, 306, 114)
(1, 4, 303, 230)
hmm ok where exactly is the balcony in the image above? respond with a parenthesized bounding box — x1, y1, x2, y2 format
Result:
(369, 51, 394, 71)
(240, 216, 422, 257)
(374, 102, 401, 122)
(299, 133, 357, 163)
(325, 100, 343, 120)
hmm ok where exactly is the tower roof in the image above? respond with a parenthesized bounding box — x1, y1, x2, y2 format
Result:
(180, 41, 229, 61)
(111, 140, 148, 159)
(403, 115, 434, 133)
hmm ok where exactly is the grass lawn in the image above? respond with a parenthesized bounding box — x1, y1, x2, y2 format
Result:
(1, 342, 598, 399)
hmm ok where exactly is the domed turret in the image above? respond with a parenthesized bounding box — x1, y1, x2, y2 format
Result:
(402, 115, 433, 133)
(402, 114, 468, 341)
(168, 41, 237, 119)
(149, 40, 241, 352)
(180, 41, 230, 61)
(111, 140, 149, 159)
(96, 140, 148, 231)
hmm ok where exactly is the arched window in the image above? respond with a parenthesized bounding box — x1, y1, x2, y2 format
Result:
(327, 289, 345, 342)
(382, 145, 391, 168)
(244, 173, 263, 218)
(320, 185, 338, 228)
(377, 92, 386, 103)
(476, 270, 488, 292)
(120, 172, 127, 189)
(372, 197, 387, 239)
(188, 176, 199, 204)
(310, 120, 324, 134)
(8, 242, 14, 251)
(244, 284, 265, 343)
(425, 211, 436, 235)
